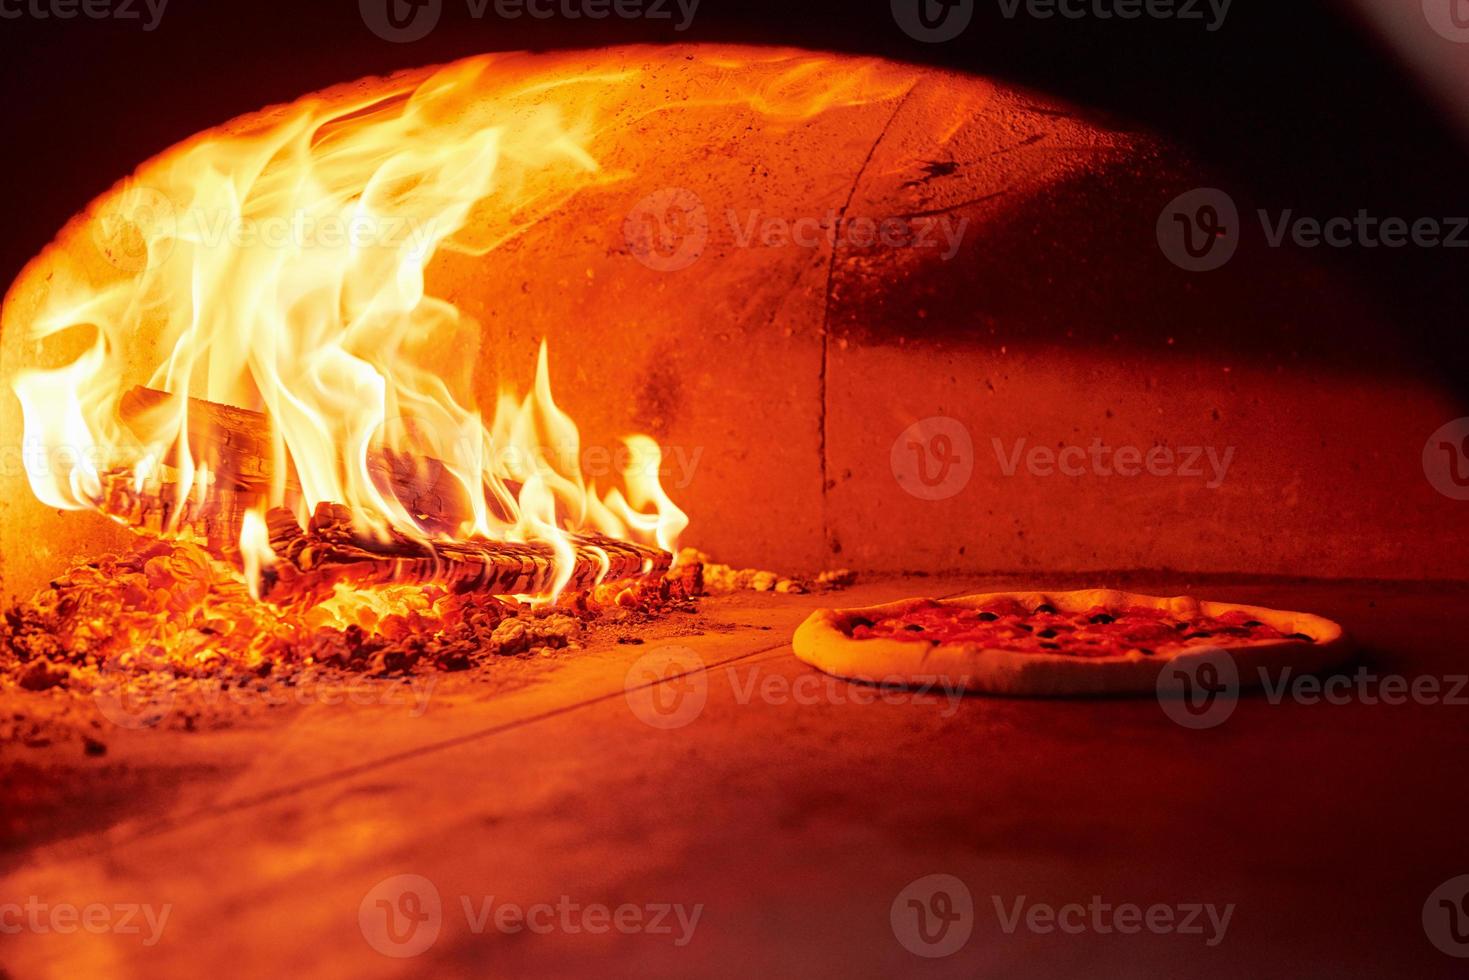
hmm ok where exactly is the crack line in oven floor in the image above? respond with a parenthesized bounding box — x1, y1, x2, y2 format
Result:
(83, 640, 795, 853)
(48, 589, 978, 857)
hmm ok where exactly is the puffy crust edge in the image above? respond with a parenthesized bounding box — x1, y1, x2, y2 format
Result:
(791, 588, 1349, 697)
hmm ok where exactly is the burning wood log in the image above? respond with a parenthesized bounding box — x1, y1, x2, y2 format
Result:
(100, 388, 676, 602)
(99, 469, 253, 551)
(118, 385, 470, 526)
(118, 386, 276, 491)
(97, 472, 671, 601)
(261, 502, 670, 601)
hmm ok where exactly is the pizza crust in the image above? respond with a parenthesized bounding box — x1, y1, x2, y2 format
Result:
(792, 589, 1349, 697)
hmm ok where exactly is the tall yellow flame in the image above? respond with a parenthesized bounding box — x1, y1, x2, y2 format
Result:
(9, 49, 915, 598)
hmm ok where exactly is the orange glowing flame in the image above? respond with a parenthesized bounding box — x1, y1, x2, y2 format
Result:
(9, 49, 914, 599)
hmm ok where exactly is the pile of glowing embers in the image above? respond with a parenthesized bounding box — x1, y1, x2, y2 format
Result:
(1, 538, 713, 698)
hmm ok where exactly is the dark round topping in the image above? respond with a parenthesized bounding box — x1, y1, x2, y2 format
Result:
(844, 599, 1315, 658)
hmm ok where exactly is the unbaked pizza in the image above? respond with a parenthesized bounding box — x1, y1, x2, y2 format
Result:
(792, 589, 1347, 696)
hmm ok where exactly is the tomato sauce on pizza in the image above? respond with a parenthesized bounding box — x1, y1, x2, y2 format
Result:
(845, 598, 1316, 658)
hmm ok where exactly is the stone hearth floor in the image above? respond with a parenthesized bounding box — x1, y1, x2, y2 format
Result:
(2, 573, 1467, 977)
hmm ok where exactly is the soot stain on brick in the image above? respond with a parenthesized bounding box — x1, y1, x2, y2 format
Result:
(902, 160, 961, 188)
(634, 347, 682, 440)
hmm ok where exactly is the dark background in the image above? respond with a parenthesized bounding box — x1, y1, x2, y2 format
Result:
(0, 0, 1464, 381)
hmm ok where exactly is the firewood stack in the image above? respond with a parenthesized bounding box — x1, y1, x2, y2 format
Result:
(261, 502, 669, 601)
(101, 386, 673, 601)
(117, 385, 468, 531)
(99, 469, 253, 551)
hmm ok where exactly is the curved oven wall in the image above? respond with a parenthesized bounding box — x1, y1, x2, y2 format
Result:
(2, 45, 1462, 599)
